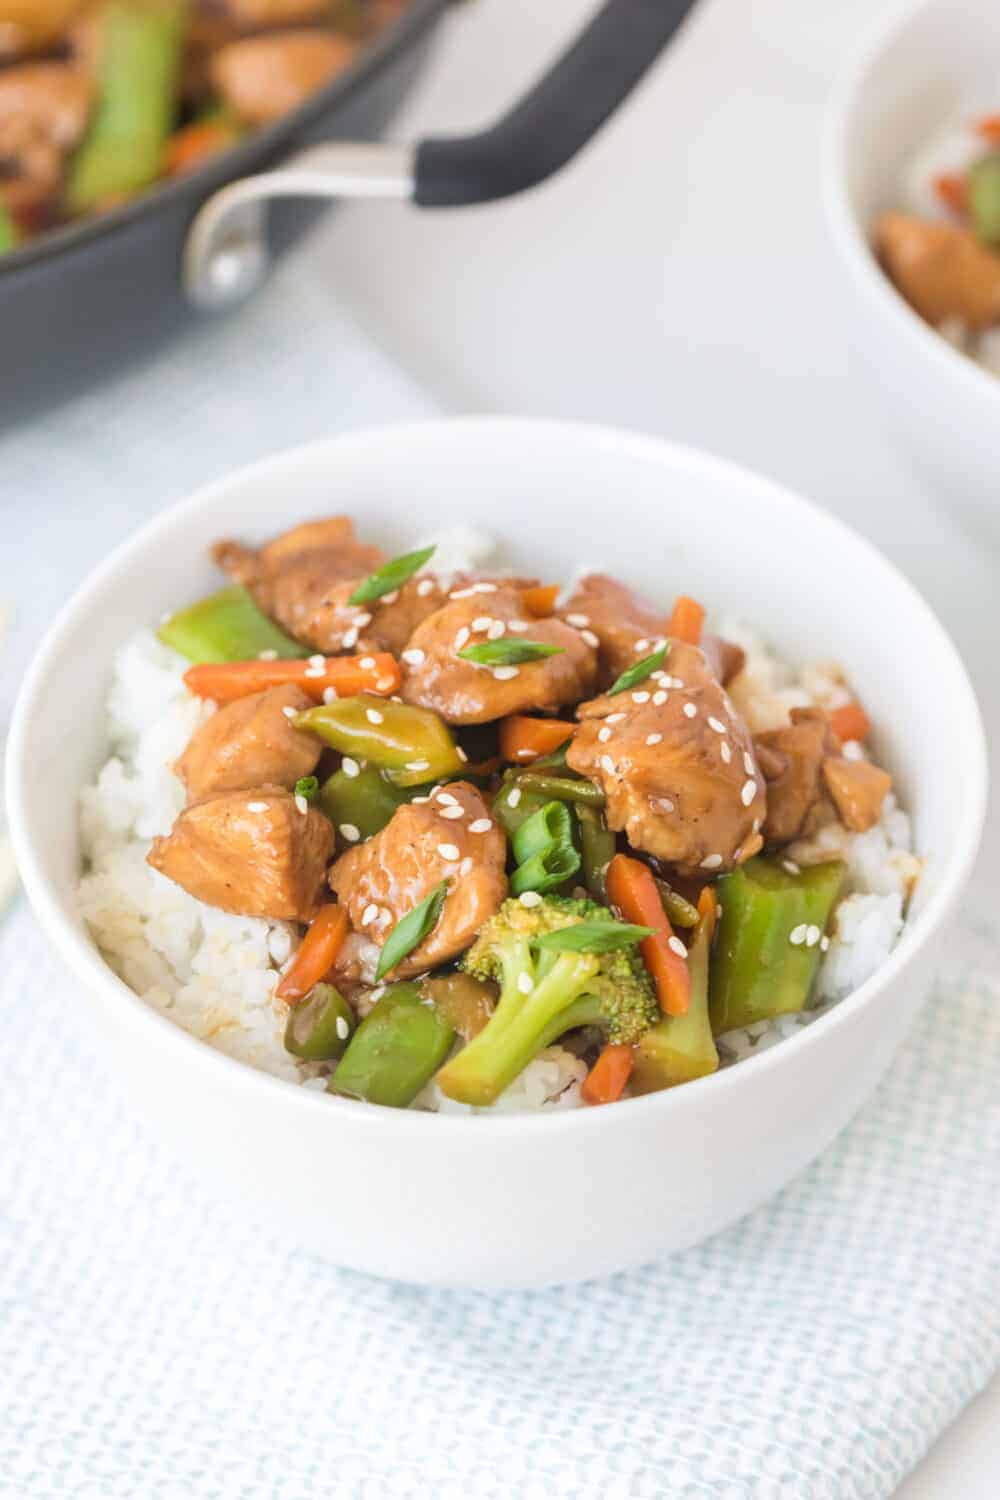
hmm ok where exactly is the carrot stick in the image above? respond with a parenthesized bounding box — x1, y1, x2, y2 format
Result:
(829, 700, 871, 743)
(581, 1043, 634, 1106)
(183, 652, 401, 705)
(696, 885, 718, 942)
(498, 716, 575, 764)
(606, 853, 691, 1017)
(667, 595, 705, 646)
(522, 584, 560, 617)
(975, 114, 1000, 144)
(276, 904, 349, 1002)
(164, 117, 238, 177)
(933, 172, 968, 216)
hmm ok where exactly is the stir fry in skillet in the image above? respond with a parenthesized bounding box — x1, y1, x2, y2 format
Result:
(87, 513, 912, 1113)
(0, 0, 405, 253)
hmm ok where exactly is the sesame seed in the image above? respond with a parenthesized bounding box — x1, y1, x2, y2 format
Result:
(653, 637, 667, 651)
(342, 628, 358, 649)
(366, 708, 384, 725)
(743, 751, 755, 777)
(646, 732, 663, 746)
(459, 857, 473, 876)
(752, 817, 762, 833)
(782, 859, 801, 875)
(656, 797, 676, 813)
(456, 746, 469, 762)
(471, 616, 491, 632)
(450, 587, 476, 600)
(454, 627, 471, 650)
(517, 972, 533, 995)
(335, 1017, 350, 1040)
(519, 890, 542, 908)
(651, 671, 669, 684)
(401, 648, 425, 667)
(247, 801, 268, 813)
(469, 818, 492, 834)
(258, 649, 278, 661)
(416, 579, 435, 597)
(720, 742, 732, 764)
(632, 690, 650, 704)
(406, 760, 430, 772)
(354, 613, 372, 628)
(820, 935, 830, 952)
(652, 690, 667, 706)
(281, 706, 297, 720)
(303, 666, 325, 679)
(789, 924, 808, 946)
(507, 788, 522, 808)
(493, 666, 519, 680)
(598, 727, 612, 743)
(323, 687, 338, 704)
(740, 779, 756, 807)
(700, 854, 723, 870)
(843, 740, 865, 762)
(509, 619, 529, 633)
(708, 717, 727, 734)
(806, 925, 821, 947)
(668, 936, 688, 959)
(634, 639, 650, 653)
(717, 906, 724, 921)
(437, 842, 460, 861)
(295, 795, 308, 816)
(566, 612, 590, 628)
(581, 630, 600, 649)
(339, 823, 360, 842)
(439, 805, 464, 820)
(376, 677, 395, 692)
(359, 656, 376, 670)
(436, 792, 458, 805)
(488, 619, 505, 640)
(473, 582, 498, 593)
(306, 653, 323, 668)
(341, 757, 360, 778)
(683, 702, 698, 719)
(600, 754, 615, 775)
(361, 903, 379, 927)
(411, 796, 430, 804)
(381, 590, 399, 605)
(606, 712, 626, 724)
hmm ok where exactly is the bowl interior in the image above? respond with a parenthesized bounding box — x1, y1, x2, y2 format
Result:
(9, 419, 985, 1065)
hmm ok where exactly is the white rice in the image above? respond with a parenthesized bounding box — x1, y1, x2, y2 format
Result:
(78, 619, 919, 1106)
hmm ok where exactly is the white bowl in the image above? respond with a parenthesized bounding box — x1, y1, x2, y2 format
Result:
(6, 418, 986, 1289)
(824, 0, 1000, 544)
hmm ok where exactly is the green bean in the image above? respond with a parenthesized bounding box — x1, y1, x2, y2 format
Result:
(0, 202, 18, 255)
(284, 983, 354, 1062)
(328, 983, 454, 1108)
(511, 771, 605, 807)
(296, 697, 463, 788)
(653, 877, 700, 930)
(577, 805, 615, 901)
(157, 585, 307, 664)
(67, 0, 187, 214)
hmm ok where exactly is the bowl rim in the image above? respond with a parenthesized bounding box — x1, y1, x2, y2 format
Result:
(822, 0, 1000, 410)
(6, 416, 988, 1137)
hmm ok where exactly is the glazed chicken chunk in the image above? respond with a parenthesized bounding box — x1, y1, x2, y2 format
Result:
(210, 30, 356, 126)
(328, 782, 507, 977)
(0, 62, 91, 212)
(148, 787, 334, 922)
(754, 708, 839, 846)
(822, 756, 892, 834)
(875, 213, 1000, 330)
(175, 685, 321, 802)
(567, 641, 766, 873)
(399, 583, 599, 724)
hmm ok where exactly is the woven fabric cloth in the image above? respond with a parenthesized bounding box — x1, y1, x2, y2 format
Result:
(1, 896, 997, 1500)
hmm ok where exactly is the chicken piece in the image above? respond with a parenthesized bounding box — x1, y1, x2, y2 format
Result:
(822, 757, 891, 834)
(328, 782, 507, 977)
(148, 787, 334, 921)
(210, 30, 357, 126)
(754, 708, 839, 847)
(175, 685, 320, 802)
(875, 213, 1000, 331)
(702, 634, 745, 688)
(567, 641, 766, 873)
(0, 1, 85, 59)
(0, 63, 91, 212)
(400, 584, 598, 725)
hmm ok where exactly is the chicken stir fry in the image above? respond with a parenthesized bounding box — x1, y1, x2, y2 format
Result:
(0, 0, 405, 253)
(148, 516, 897, 1108)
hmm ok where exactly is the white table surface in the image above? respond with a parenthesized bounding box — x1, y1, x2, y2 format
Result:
(316, 1, 1000, 1492)
(1, 0, 996, 1493)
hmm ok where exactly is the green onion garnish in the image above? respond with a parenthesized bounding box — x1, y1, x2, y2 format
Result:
(607, 643, 669, 697)
(534, 921, 654, 954)
(459, 639, 564, 667)
(294, 776, 319, 803)
(349, 545, 436, 606)
(510, 843, 581, 897)
(375, 881, 447, 980)
(511, 801, 573, 866)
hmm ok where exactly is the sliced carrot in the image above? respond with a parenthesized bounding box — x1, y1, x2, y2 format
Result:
(276, 904, 349, 1002)
(696, 885, 718, 942)
(581, 1043, 635, 1106)
(933, 172, 968, 216)
(829, 700, 871, 744)
(183, 652, 401, 705)
(164, 118, 238, 177)
(522, 584, 560, 617)
(975, 114, 1000, 144)
(606, 853, 691, 1017)
(498, 716, 576, 764)
(667, 595, 705, 646)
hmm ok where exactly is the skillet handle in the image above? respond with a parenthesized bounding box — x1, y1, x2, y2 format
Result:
(415, 0, 698, 207)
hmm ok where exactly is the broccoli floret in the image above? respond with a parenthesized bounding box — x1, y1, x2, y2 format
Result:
(435, 895, 659, 1107)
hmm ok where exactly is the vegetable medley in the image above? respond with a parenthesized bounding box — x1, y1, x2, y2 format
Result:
(0, 0, 405, 255)
(148, 516, 896, 1110)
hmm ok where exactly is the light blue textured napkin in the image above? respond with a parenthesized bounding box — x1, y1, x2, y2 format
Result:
(1, 896, 997, 1500)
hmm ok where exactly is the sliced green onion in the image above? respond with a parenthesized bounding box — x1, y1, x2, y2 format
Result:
(348, 546, 436, 605)
(510, 843, 580, 897)
(534, 921, 653, 954)
(294, 776, 319, 803)
(607, 643, 669, 697)
(511, 801, 574, 866)
(375, 881, 447, 981)
(458, 639, 564, 667)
